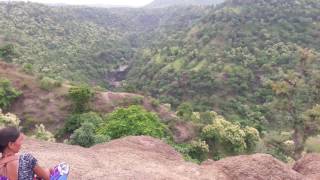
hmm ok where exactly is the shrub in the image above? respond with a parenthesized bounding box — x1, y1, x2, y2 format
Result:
(201, 112, 260, 158)
(131, 96, 144, 105)
(176, 102, 193, 121)
(0, 109, 20, 128)
(69, 122, 110, 147)
(68, 85, 94, 112)
(150, 98, 160, 108)
(32, 124, 55, 142)
(305, 136, 320, 153)
(0, 78, 22, 109)
(0, 44, 15, 62)
(39, 77, 61, 91)
(63, 112, 103, 134)
(22, 63, 33, 74)
(188, 140, 209, 162)
(97, 105, 168, 139)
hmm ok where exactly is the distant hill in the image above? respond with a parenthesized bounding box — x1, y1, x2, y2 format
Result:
(145, 0, 224, 8)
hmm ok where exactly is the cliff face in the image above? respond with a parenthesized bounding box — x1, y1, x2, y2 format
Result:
(20, 136, 317, 179)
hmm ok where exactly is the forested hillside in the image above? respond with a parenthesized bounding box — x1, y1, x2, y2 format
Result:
(145, 0, 224, 8)
(127, 0, 320, 126)
(1, 0, 320, 161)
(0, 2, 209, 86)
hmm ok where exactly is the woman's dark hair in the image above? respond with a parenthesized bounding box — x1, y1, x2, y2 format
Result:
(0, 127, 20, 153)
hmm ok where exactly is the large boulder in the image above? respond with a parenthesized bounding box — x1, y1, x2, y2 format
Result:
(293, 153, 320, 180)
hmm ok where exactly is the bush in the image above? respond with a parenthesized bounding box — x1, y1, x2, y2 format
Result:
(62, 112, 103, 134)
(39, 77, 61, 91)
(201, 112, 260, 158)
(97, 105, 168, 139)
(150, 98, 160, 108)
(131, 96, 144, 105)
(0, 44, 15, 62)
(68, 85, 94, 112)
(176, 102, 193, 121)
(188, 140, 209, 162)
(0, 78, 22, 109)
(0, 109, 20, 128)
(305, 136, 320, 153)
(32, 124, 55, 142)
(22, 63, 34, 74)
(69, 122, 110, 147)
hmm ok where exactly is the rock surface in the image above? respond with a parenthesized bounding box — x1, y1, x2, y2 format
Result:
(293, 153, 320, 180)
(20, 136, 312, 180)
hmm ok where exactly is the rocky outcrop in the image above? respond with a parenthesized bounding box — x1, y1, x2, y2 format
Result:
(20, 136, 315, 180)
(203, 154, 303, 180)
(293, 153, 320, 180)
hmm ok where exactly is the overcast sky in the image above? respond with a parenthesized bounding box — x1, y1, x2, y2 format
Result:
(2, 0, 154, 7)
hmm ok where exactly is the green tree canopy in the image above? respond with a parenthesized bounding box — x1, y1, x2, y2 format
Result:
(97, 105, 168, 139)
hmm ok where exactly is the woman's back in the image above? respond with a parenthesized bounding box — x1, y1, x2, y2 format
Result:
(0, 155, 19, 180)
(0, 153, 37, 180)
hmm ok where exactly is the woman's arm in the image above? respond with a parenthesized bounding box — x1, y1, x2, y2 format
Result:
(33, 165, 51, 180)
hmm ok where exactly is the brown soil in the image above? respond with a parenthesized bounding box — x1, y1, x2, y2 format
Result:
(0, 62, 70, 132)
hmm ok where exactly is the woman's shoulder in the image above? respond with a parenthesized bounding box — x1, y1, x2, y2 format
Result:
(19, 153, 37, 167)
(19, 153, 36, 160)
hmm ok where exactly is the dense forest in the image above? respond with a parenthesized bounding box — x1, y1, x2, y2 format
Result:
(1, 0, 320, 162)
(145, 0, 224, 8)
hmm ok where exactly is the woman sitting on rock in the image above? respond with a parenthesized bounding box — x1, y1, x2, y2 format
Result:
(0, 126, 51, 180)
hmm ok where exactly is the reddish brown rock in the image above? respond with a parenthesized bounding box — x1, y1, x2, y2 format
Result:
(293, 153, 320, 180)
(202, 154, 303, 180)
(20, 136, 307, 180)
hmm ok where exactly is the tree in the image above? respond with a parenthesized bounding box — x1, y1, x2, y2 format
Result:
(97, 105, 168, 139)
(201, 112, 259, 159)
(68, 85, 94, 112)
(269, 47, 319, 160)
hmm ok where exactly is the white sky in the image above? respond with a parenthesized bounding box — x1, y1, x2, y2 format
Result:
(3, 0, 154, 7)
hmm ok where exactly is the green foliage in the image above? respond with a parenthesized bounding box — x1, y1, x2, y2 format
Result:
(62, 112, 103, 134)
(201, 113, 260, 158)
(176, 102, 193, 121)
(130, 96, 144, 105)
(188, 140, 209, 162)
(150, 98, 160, 108)
(0, 109, 20, 128)
(0, 44, 16, 62)
(302, 104, 320, 137)
(258, 131, 294, 162)
(39, 77, 61, 91)
(22, 63, 34, 74)
(32, 124, 55, 142)
(68, 85, 94, 112)
(97, 105, 168, 139)
(305, 136, 320, 153)
(69, 122, 110, 148)
(0, 78, 22, 109)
